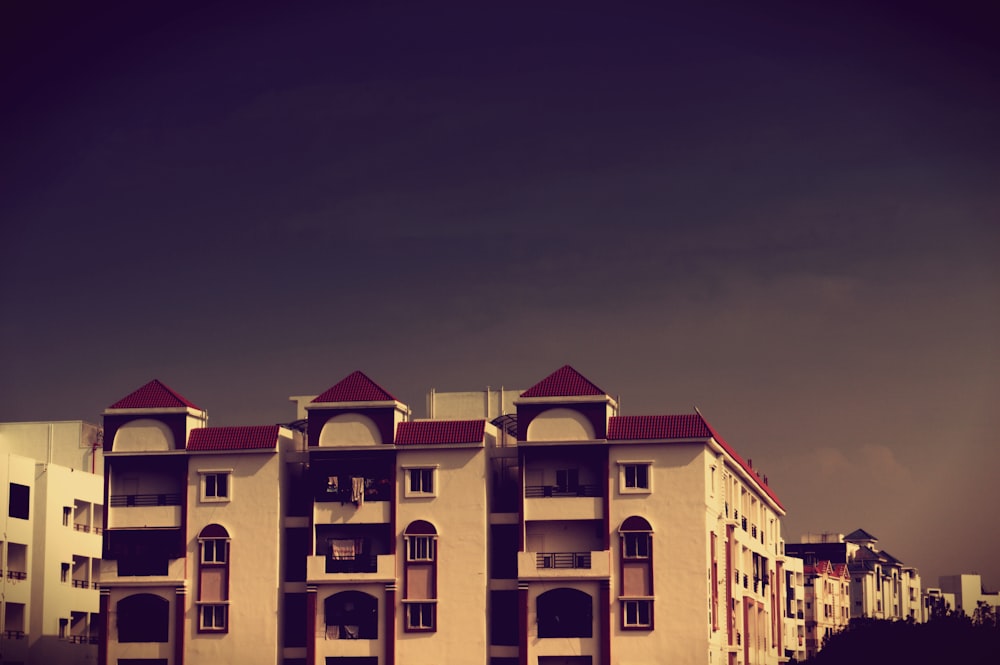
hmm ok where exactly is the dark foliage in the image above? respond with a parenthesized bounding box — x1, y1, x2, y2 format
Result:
(805, 607, 1000, 665)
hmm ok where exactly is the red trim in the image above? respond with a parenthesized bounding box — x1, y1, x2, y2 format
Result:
(385, 584, 396, 665)
(711, 532, 719, 631)
(726, 525, 734, 645)
(517, 448, 525, 552)
(518, 584, 529, 665)
(600, 581, 611, 664)
(174, 586, 186, 665)
(601, 455, 610, 550)
(306, 587, 317, 665)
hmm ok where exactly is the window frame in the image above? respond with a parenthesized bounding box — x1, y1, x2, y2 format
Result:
(622, 598, 653, 629)
(200, 538, 229, 565)
(199, 469, 232, 503)
(623, 532, 651, 559)
(618, 461, 652, 494)
(406, 535, 437, 562)
(198, 603, 229, 633)
(404, 601, 436, 631)
(403, 465, 438, 498)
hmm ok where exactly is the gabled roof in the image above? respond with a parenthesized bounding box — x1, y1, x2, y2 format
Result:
(845, 528, 878, 542)
(520, 365, 607, 398)
(108, 379, 200, 410)
(312, 371, 396, 403)
(395, 420, 486, 445)
(187, 425, 280, 451)
(608, 414, 710, 439)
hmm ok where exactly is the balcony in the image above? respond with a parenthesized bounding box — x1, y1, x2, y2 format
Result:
(6, 570, 27, 581)
(107, 494, 182, 529)
(98, 556, 186, 586)
(523, 485, 602, 521)
(2, 630, 25, 640)
(307, 554, 395, 583)
(517, 550, 610, 580)
(74, 523, 103, 535)
(314, 499, 390, 526)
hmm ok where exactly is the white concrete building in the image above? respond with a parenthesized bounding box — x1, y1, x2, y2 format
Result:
(779, 554, 806, 663)
(938, 574, 1000, 618)
(98, 379, 303, 665)
(0, 421, 105, 664)
(98, 366, 792, 665)
(800, 561, 849, 658)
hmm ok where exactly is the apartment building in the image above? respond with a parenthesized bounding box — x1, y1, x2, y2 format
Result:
(98, 366, 790, 665)
(0, 421, 105, 665)
(937, 574, 1000, 617)
(800, 561, 849, 658)
(779, 555, 806, 663)
(786, 529, 923, 624)
(99, 380, 302, 665)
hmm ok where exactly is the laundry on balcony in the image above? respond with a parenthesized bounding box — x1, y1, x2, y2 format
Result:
(351, 477, 365, 506)
(330, 538, 364, 560)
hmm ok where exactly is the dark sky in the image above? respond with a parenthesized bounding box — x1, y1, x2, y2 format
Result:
(2, 1, 998, 588)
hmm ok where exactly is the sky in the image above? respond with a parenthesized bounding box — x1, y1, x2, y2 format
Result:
(2, 0, 998, 588)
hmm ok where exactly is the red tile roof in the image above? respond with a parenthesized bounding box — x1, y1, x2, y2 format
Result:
(312, 371, 397, 403)
(608, 414, 710, 439)
(108, 379, 200, 410)
(187, 425, 280, 451)
(608, 411, 783, 511)
(520, 365, 607, 398)
(395, 420, 486, 445)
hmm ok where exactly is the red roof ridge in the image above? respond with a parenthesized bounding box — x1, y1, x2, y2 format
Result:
(695, 410, 784, 511)
(520, 365, 607, 398)
(608, 414, 710, 440)
(312, 371, 397, 403)
(108, 379, 200, 410)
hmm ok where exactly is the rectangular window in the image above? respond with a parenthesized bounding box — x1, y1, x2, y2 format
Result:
(63, 506, 72, 526)
(405, 602, 435, 630)
(406, 468, 435, 496)
(201, 540, 228, 564)
(59, 618, 68, 638)
(61, 563, 70, 583)
(624, 464, 650, 489)
(555, 469, 579, 494)
(200, 604, 228, 632)
(407, 536, 436, 562)
(623, 599, 652, 628)
(200, 471, 231, 502)
(8, 483, 29, 520)
(623, 533, 650, 559)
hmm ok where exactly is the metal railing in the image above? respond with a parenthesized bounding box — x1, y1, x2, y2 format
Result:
(71, 579, 89, 589)
(2, 630, 25, 639)
(73, 523, 103, 534)
(524, 485, 599, 498)
(325, 554, 378, 574)
(109, 493, 182, 507)
(536, 552, 592, 569)
(6, 570, 27, 580)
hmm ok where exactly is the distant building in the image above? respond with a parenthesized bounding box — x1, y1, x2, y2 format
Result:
(0, 421, 105, 664)
(801, 561, 849, 658)
(780, 554, 806, 663)
(786, 529, 923, 625)
(938, 574, 1000, 617)
(98, 366, 792, 665)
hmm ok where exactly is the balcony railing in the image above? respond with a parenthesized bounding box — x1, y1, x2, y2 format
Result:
(536, 552, 592, 569)
(525, 484, 599, 498)
(73, 523, 103, 535)
(2, 630, 25, 640)
(6, 570, 27, 580)
(326, 555, 378, 574)
(67, 635, 99, 645)
(71, 579, 90, 589)
(109, 493, 182, 507)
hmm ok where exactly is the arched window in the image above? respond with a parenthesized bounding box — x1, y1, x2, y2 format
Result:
(117, 593, 169, 642)
(198, 524, 230, 633)
(536, 588, 592, 637)
(403, 520, 437, 631)
(324, 590, 378, 639)
(619, 516, 653, 630)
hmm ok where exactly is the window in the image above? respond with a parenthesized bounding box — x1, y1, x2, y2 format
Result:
(63, 506, 72, 526)
(619, 462, 651, 493)
(59, 618, 68, 638)
(200, 471, 231, 502)
(405, 602, 435, 630)
(407, 536, 436, 562)
(117, 593, 170, 642)
(537, 588, 593, 637)
(200, 604, 228, 631)
(8, 483, 29, 520)
(61, 563, 70, 582)
(555, 469, 579, 494)
(623, 533, 650, 559)
(405, 467, 436, 497)
(201, 539, 228, 564)
(623, 599, 652, 628)
(325, 590, 378, 639)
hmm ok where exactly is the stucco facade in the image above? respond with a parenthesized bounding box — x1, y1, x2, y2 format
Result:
(0, 421, 105, 664)
(96, 367, 791, 665)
